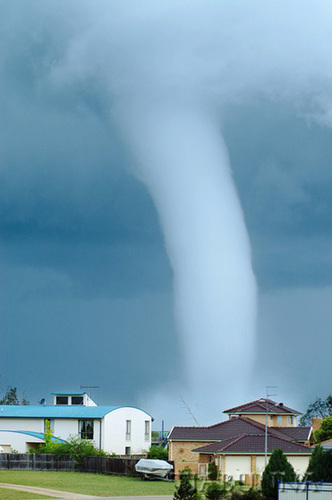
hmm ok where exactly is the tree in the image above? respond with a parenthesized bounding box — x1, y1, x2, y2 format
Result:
(147, 444, 169, 460)
(174, 468, 198, 500)
(299, 395, 332, 426)
(314, 416, 332, 443)
(0, 386, 29, 405)
(261, 449, 297, 500)
(305, 445, 332, 482)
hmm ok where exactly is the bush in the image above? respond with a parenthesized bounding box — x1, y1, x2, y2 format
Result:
(241, 487, 264, 500)
(174, 467, 198, 500)
(147, 444, 169, 461)
(205, 481, 227, 500)
(208, 462, 218, 481)
(230, 492, 242, 500)
(305, 445, 332, 482)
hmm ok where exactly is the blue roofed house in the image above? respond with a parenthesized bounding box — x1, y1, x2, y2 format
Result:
(0, 392, 152, 455)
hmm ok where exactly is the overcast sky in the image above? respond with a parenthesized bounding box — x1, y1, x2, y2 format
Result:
(1, 0, 332, 429)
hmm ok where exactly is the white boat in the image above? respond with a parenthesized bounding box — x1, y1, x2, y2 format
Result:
(135, 459, 173, 479)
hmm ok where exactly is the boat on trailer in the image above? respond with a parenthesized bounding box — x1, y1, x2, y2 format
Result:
(135, 459, 173, 480)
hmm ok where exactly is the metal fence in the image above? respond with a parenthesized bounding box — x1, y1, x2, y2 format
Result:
(278, 482, 332, 500)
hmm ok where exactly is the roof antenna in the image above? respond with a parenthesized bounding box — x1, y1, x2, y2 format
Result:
(265, 385, 278, 466)
(80, 385, 100, 399)
(179, 395, 200, 426)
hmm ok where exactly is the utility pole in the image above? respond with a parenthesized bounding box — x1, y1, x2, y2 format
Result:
(265, 386, 277, 466)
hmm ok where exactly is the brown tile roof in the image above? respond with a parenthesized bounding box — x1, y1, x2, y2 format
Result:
(271, 426, 311, 442)
(223, 399, 301, 415)
(192, 434, 312, 455)
(168, 416, 295, 442)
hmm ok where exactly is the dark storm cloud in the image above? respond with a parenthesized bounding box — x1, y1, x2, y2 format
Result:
(223, 99, 332, 289)
(1, 0, 332, 422)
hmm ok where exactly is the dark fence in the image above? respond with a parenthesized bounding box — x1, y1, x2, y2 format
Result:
(0, 453, 174, 478)
(82, 456, 139, 475)
(0, 453, 76, 471)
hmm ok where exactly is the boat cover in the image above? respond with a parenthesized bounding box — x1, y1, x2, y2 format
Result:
(135, 459, 173, 475)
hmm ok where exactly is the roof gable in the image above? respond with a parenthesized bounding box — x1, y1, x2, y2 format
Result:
(223, 399, 301, 416)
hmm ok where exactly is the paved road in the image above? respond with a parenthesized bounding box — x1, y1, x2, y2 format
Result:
(0, 483, 174, 500)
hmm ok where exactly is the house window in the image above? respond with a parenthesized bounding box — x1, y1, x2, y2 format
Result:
(72, 396, 84, 405)
(278, 416, 282, 425)
(56, 396, 68, 405)
(288, 415, 294, 425)
(145, 420, 150, 441)
(79, 420, 94, 439)
(126, 420, 131, 440)
(125, 446, 131, 456)
(44, 419, 54, 433)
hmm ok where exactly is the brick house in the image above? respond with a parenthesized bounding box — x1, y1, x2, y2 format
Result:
(168, 398, 312, 483)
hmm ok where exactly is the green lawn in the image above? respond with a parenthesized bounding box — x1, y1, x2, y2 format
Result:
(0, 488, 55, 500)
(0, 470, 176, 497)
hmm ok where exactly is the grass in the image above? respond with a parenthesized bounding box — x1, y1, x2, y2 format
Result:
(0, 470, 176, 497)
(0, 488, 55, 499)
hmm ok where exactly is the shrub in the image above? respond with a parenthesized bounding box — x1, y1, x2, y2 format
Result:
(208, 462, 218, 481)
(305, 445, 332, 482)
(241, 487, 264, 500)
(147, 444, 169, 461)
(205, 481, 227, 500)
(174, 467, 198, 500)
(230, 492, 242, 500)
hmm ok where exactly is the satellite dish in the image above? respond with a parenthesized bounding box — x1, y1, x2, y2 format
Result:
(38, 398, 46, 406)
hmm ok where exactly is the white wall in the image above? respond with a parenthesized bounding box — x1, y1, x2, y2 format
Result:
(102, 408, 151, 455)
(0, 418, 43, 433)
(0, 430, 44, 453)
(287, 456, 310, 480)
(225, 456, 251, 480)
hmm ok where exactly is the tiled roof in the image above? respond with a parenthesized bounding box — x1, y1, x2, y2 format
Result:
(0, 405, 150, 419)
(169, 417, 293, 442)
(192, 434, 312, 455)
(223, 399, 301, 416)
(271, 426, 311, 442)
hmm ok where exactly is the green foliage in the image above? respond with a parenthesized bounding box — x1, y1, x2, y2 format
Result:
(299, 395, 332, 426)
(147, 444, 169, 460)
(38, 426, 107, 466)
(208, 462, 218, 481)
(261, 449, 297, 500)
(174, 468, 198, 500)
(0, 386, 30, 405)
(241, 487, 264, 500)
(205, 481, 227, 500)
(305, 445, 332, 482)
(314, 415, 332, 443)
(230, 492, 242, 500)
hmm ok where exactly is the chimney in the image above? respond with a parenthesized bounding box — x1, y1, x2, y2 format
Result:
(312, 418, 322, 432)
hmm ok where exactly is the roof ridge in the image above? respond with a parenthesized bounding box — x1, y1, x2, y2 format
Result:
(223, 399, 277, 413)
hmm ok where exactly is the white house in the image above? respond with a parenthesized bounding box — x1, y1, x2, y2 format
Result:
(0, 392, 152, 455)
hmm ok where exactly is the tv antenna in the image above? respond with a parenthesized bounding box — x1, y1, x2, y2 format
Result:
(265, 385, 278, 466)
(80, 385, 100, 398)
(179, 395, 200, 426)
